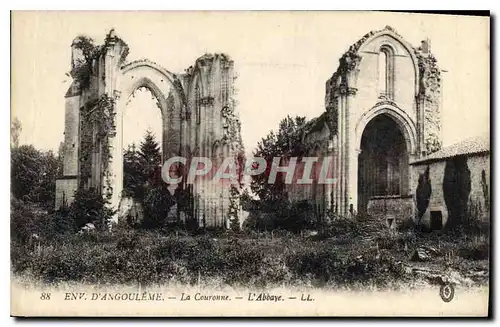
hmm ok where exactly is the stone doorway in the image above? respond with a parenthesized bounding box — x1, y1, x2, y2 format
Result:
(357, 114, 409, 214)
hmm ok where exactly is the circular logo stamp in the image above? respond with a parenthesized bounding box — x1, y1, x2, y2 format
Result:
(439, 283, 455, 303)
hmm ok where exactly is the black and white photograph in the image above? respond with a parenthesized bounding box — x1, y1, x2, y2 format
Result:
(10, 10, 490, 317)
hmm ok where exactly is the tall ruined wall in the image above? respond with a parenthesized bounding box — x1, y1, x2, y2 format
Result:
(56, 30, 243, 230)
(416, 47, 442, 155)
(182, 54, 244, 229)
(299, 26, 443, 216)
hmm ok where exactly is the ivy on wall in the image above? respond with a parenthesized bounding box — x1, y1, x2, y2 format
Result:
(71, 30, 128, 201)
(417, 52, 442, 154)
(228, 185, 241, 231)
(71, 36, 102, 89)
(79, 94, 116, 200)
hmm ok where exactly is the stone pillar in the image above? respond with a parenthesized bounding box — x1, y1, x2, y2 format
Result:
(108, 90, 123, 223)
(345, 87, 358, 216)
(102, 32, 128, 222)
(338, 94, 345, 216)
(348, 147, 361, 214)
(324, 139, 335, 212)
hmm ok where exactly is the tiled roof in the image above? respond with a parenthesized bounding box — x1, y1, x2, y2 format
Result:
(410, 135, 490, 165)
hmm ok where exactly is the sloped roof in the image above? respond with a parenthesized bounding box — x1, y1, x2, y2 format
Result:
(410, 135, 490, 165)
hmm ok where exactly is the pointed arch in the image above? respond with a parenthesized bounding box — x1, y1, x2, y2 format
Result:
(355, 103, 417, 156)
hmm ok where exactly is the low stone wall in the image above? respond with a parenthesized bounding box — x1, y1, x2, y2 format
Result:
(367, 195, 415, 227)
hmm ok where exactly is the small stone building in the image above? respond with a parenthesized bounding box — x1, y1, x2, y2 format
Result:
(410, 135, 490, 230)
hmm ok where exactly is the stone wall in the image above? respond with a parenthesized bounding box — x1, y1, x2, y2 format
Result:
(366, 196, 415, 222)
(61, 95, 80, 177)
(55, 178, 79, 209)
(411, 152, 490, 230)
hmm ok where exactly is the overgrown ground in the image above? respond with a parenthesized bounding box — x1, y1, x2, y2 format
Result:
(11, 216, 490, 291)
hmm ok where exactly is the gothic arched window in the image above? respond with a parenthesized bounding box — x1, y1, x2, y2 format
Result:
(378, 45, 395, 99)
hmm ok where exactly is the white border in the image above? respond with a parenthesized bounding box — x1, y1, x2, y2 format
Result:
(2, 4, 497, 326)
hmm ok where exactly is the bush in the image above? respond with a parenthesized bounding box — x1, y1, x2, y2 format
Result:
(11, 196, 41, 244)
(244, 199, 318, 233)
(287, 247, 341, 283)
(458, 237, 489, 260)
(68, 187, 114, 230)
(141, 183, 175, 229)
(275, 200, 316, 232)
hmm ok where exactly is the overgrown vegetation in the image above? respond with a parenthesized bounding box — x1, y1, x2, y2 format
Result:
(11, 144, 62, 210)
(10, 114, 490, 290)
(11, 215, 489, 289)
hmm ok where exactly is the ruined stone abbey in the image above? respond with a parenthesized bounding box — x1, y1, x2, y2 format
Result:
(55, 29, 244, 228)
(286, 25, 489, 229)
(56, 26, 489, 230)
(286, 25, 443, 221)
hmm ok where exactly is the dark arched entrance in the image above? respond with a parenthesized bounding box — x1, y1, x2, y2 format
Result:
(357, 114, 409, 214)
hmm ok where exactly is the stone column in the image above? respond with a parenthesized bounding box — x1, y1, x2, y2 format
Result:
(108, 90, 123, 223)
(345, 87, 358, 216)
(338, 93, 345, 216)
(348, 147, 361, 214)
(324, 139, 335, 213)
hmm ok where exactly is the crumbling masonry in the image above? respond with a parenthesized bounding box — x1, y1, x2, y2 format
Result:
(55, 29, 244, 228)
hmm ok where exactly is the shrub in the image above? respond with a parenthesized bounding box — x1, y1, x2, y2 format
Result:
(11, 196, 41, 244)
(458, 237, 489, 260)
(68, 187, 114, 230)
(287, 247, 341, 283)
(141, 183, 175, 229)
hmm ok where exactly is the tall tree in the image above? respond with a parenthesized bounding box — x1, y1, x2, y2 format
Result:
(139, 129, 162, 182)
(123, 143, 145, 199)
(123, 130, 162, 199)
(250, 115, 308, 208)
(11, 145, 61, 209)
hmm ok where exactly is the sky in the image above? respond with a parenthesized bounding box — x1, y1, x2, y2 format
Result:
(11, 11, 490, 156)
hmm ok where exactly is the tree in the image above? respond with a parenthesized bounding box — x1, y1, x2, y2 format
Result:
(250, 115, 307, 208)
(139, 129, 162, 182)
(11, 145, 42, 200)
(11, 117, 22, 148)
(31, 150, 61, 208)
(11, 145, 62, 209)
(123, 130, 162, 199)
(123, 143, 145, 199)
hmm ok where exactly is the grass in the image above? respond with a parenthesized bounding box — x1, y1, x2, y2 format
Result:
(11, 216, 490, 290)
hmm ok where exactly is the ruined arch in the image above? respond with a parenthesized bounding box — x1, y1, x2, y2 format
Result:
(106, 59, 189, 218)
(117, 60, 187, 159)
(355, 104, 417, 156)
(354, 104, 417, 213)
(120, 59, 186, 111)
